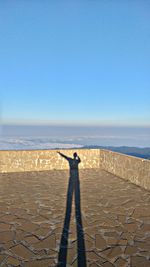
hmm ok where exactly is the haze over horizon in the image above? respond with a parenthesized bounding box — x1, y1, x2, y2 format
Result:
(0, 124, 149, 149)
(0, 1, 150, 148)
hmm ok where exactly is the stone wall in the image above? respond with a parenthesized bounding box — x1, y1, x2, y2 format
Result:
(100, 149, 150, 190)
(0, 148, 150, 190)
(0, 149, 100, 173)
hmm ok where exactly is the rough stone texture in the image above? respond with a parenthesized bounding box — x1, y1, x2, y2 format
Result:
(0, 149, 100, 173)
(0, 169, 150, 266)
(100, 150, 150, 191)
(0, 148, 150, 190)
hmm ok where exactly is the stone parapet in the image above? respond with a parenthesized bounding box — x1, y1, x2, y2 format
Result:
(0, 148, 150, 190)
(100, 149, 150, 190)
(0, 149, 100, 173)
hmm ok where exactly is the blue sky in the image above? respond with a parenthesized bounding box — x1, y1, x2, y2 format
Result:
(0, 0, 150, 126)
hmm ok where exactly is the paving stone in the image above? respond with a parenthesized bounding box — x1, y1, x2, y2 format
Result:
(6, 256, 21, 266)
(0, 169, 150, 266)
(95, 234, 107, 249)
(87, 251, 105, 262)
(102, 262, 115, 267)
(14, 229, 26, 241)
(4, 240, 15, 249)
(115, 257, 128, 267)
(102, 246, 122, 261)
(33, 227, 51, 237)
(89, 263, 102, 267)
(24, 235, 40, 244)
(117, 239, 128, 246)
(124, 223, 138, 232)
(33, 234, 56, 249)
(125, 245, 138, 255)
(0, 223, 11, 231)
(84, 239, 95, 250)
(0, 205, 8, 212)
(131, 256, 150, 267)
(20, 222, 39, 232)
(134, 240, 150, 251)
(0, 214, 17, 223)
(104, 232, 118, 238)
(10, 244, 34, 259)
(141, 223, 150, 232)
(0, 231, 14, 242)
(0, 255, 6, 263)
(24, 259, 55, 267)
(138, 250, 150, 257)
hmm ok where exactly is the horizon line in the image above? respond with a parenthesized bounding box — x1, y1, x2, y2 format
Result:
(1, 121, 150, 128)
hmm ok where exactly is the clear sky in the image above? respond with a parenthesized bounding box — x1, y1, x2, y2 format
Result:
(0, 0, 150, 126)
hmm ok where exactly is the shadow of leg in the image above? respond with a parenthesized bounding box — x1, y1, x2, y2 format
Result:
(57, 177, 74, 267)
(75, 175, 87, 267)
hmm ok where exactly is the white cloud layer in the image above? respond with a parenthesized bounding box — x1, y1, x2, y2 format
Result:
(0, 134, 150, 150)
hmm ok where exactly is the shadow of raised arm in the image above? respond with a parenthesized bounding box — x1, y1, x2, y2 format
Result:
(57, 151, 70, 161)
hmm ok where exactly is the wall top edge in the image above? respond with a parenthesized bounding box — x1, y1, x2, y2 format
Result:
(100, 149, 150, 162)
(0, 148, 100, 152)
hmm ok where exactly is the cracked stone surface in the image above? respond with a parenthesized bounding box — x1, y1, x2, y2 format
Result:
(0, 169, 150, 266)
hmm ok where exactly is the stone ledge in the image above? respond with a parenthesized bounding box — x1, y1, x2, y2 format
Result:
(0, 149, 150, 190)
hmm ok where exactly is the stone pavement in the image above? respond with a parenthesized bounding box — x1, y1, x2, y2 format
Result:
(0, 169, 150, 267)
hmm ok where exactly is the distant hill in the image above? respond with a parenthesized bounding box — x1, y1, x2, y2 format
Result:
(82, 146, 150, 160)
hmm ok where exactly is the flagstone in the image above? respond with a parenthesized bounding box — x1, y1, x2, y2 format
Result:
(0, 169, 150, 266)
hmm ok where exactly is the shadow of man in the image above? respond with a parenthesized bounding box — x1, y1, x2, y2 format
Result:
(57, 152, 87, 267)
